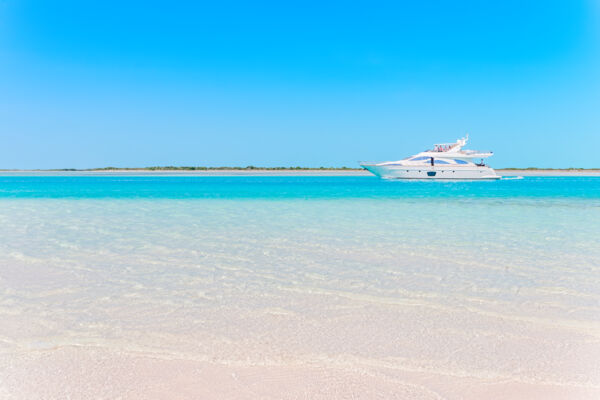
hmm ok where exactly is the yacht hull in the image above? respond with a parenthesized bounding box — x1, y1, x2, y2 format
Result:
(361, 164, 500, 180)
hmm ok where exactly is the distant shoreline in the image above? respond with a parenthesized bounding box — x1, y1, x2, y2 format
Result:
(498, 169, 600, 176)
(1, 168, 599, 176)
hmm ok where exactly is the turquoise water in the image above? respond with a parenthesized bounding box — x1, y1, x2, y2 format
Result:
(1, 175, 600, 199)
(1, 175, 599, 396)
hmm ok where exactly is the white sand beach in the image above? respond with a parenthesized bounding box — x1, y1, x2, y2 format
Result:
(3, 346, 598, 400)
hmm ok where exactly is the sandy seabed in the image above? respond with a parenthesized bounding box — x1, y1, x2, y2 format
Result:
(1, 179, 599, 399)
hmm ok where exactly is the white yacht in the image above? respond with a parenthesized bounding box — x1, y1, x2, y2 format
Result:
(360, 135, 500, 180)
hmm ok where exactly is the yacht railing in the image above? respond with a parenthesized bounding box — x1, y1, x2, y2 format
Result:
(461, 150, 493, 155)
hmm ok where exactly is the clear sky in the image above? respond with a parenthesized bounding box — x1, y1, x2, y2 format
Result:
(1, 0, 599, 169)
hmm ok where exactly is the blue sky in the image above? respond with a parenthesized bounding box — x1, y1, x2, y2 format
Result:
(0, 0, 599, 168)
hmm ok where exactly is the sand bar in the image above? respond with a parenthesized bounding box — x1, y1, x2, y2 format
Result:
(0, 169, 599, 176)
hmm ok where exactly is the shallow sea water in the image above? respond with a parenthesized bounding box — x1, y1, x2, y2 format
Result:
(0, 176, 599, 399)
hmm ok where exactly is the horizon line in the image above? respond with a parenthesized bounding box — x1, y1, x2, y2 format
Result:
(1, 166, 600, 172)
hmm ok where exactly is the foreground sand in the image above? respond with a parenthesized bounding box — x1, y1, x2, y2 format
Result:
(3, 346, 598, 400)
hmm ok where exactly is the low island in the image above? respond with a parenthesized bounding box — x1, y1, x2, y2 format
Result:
(1, 166, 599, 176)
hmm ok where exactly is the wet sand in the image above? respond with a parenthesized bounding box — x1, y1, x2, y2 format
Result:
(3, 346, 598, 400)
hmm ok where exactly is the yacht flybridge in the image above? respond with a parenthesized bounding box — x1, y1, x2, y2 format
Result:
(360, 135, 500, 180)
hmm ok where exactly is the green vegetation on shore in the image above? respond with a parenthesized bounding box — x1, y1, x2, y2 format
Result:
(1, 166, 598, 172)
(61, 166, 597, 172)
(50, 166, 363, 171)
